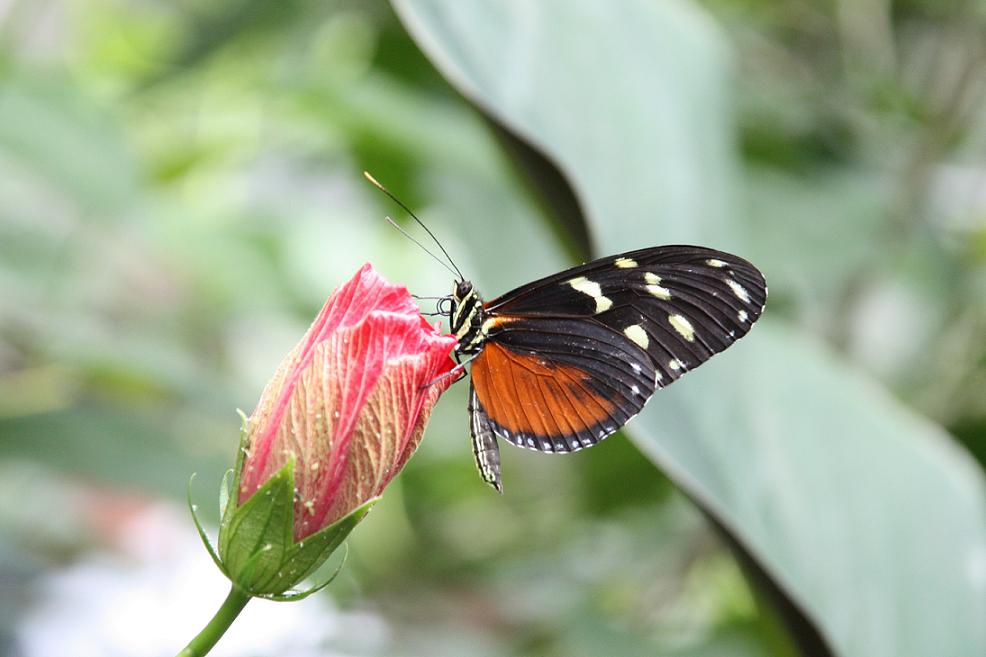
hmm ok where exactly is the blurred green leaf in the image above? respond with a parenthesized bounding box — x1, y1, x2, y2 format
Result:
(742, 166, 890, 322)
(638, 322, 986, 657)
(392, 2, 986, 656)
(0, 405, 228, 501)
(139, 0, 310, 88)
(393, 0, 739, 251)
(0, 69, 139, 213)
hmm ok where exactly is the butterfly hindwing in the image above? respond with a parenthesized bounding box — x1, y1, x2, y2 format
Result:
(470, 246, 766, 455)
(471, 319, 657, 453)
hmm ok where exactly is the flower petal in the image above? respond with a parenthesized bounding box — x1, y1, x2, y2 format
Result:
(240, 264, 426, 501)
(320, 339, 455, 528)
(243, 309, 453, 540)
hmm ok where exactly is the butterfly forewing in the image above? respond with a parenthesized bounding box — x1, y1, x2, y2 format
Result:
(470, 246, 766, 456)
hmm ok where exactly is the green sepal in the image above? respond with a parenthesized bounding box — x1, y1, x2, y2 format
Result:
(217, 457, 377, 596)
(186, 473, 226, 576)
(218, 460, 296, 594)
(257, 497, 376, 596)
(219, 410, 251, 540)
(261, 543, 348, 602)
(218, 469, 234, 518)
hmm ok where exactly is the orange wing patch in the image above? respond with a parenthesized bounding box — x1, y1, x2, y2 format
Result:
(471, 342, 618, 451)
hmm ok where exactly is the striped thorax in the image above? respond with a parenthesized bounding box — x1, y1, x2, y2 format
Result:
(450, 280, 488, 355)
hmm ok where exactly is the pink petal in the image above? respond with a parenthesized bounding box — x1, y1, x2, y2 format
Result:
(320, 341, 455, 528)
(240, 265, 424, 499)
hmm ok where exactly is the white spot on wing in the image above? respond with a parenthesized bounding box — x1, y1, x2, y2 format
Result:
(655, 370, 663, 383)
(569, 275, 612, 313)
(631, 384, 641, 396)
(644, 272, 662, 284)
(706, 258, 727, 268)
(631, 362, 642, 374)
(726, 278, 751, 303)
(646, 284, 671, 300)
(623, 324, 649, 349)
(738, 309, 749, 323)
(669, 359, 682, 371)
(615, 257, 637, 268)
(569, 276, 600, 296)
(668, 314, 695, 342)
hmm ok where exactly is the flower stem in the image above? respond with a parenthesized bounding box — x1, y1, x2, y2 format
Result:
(177, 585, 251, 657)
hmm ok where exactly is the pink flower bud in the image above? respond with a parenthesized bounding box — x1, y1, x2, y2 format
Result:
(237, 264, 457, 541)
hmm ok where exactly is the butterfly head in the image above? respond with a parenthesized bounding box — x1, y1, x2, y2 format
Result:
(450, 280, 487, 354)
(454, 279, 473, 301)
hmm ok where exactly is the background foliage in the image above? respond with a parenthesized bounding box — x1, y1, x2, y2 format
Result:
(0, 1, 984, 656)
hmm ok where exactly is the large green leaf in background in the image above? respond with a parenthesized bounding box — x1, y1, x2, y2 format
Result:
(396, 0, 738, 253)
(392, 2, 986, 657)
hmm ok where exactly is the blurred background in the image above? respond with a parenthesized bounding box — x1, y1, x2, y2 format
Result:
(1, 1, 985, 656)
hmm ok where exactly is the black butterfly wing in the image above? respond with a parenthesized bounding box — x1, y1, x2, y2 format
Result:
(470, 245, 766, 453)
(487, 246, 764, 321)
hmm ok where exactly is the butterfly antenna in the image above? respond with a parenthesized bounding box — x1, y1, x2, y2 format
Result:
(385, 216, 460, 279)
(363, 171, 465, 281)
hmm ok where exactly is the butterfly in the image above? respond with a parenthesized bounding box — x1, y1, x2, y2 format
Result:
(363, 173, 767, 492)
(446, 247, 767, 491)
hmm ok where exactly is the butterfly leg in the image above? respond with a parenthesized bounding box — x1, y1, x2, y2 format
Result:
(468, 384, 502, 493)
(423, 361, 469, 389)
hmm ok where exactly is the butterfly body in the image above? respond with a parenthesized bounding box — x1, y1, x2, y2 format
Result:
(449, 281, 489, 355)
(446, 245, 767, 492)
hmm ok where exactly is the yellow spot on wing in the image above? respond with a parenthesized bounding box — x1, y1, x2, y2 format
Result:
(615, 257, 637, 268)
(668, 314, 695, 341)
(569, 276, 599, 296)
(623, 324, 649, 349)
(642, 272, 670, 299)
(706, 258, 727, 268)
(646, 285, 671, 300)
(726, 279, 751, 303)
(569, 276, 612, 313)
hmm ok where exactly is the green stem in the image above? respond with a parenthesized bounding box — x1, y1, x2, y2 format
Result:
(177, 585, 251, 657)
